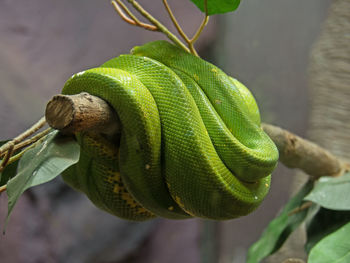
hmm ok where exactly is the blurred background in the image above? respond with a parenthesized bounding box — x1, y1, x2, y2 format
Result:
(2, 0, 347, 262)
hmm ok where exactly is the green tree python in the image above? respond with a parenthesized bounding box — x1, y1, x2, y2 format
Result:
(61, 40, 279, 221)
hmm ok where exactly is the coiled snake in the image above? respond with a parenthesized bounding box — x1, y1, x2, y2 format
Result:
(62, 41, 279, 220)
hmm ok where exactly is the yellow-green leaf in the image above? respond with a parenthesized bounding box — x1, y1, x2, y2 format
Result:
(309, 221, 350, 263)
(4, 131, 80, 229)
(189, 0, 240, 15)
(247, 181, 314, 263)
(304, 172, 350, 210)
(306, 207, 350, 253)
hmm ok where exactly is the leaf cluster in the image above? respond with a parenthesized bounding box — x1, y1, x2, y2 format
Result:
(247, 173, 350, 262)
(0, 132, 80, 231)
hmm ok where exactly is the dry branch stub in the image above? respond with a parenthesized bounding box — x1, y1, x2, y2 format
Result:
(45, 92, 120, 135)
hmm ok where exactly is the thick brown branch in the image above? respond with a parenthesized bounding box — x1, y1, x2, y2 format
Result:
(45, 93, 120, 136)
(262, 123, 348, 179)
(45, 93, 349, 179)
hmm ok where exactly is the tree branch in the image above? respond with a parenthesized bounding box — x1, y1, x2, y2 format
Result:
(45, 93, 349, 179)
(0, 116, 49, 173)
(262, 123, 348, 179)
(45, 92, 120, 136)
(0, 116, 46, 157)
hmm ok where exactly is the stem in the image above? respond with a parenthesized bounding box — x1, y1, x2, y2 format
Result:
(190, 14, 209, 44)
(13, 128, 52, 152)
(162, 0, 208, 57)
(288, 201, 313, 216)
(1, 130, 50, 173)
(162, 0, 190, 43)
(188, 0, 209, 56)
(0, 116, 46, 157)
(0, 117, 48, 173)
(111, 0, 209, 56)
(7, 135, 47, 166)
(111, 0, 158, 31)
(0, 144, 14, 173)
(188, 44, 199, 57)
(0, 185, 6, 194)
(127, 0, 190, 53)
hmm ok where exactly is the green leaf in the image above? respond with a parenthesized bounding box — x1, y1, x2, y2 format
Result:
(0, 160, 19, 187)
(308, 221, 350, 263)
(304, 172, 350, 210)
(247, 181, 314, 263)
(4, 131, 80, 229)
(306, 207, 350, 253)
(189, 0, 241, 15)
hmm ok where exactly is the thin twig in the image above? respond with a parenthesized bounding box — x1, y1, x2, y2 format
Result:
(127, 0, 190, 53)
(0, 131, 50, 193)
(288, 201, 313, 216)
(13, 128, 52, 153)
(162, 0, 208, 56)
(188, 41, 199, 57)
(112, 1, 141, 27)
(0, 117, 47, 174)
(111, 0, 158, 31)
(190, 11, 209, 44)
(0, 185, 6, 194)
(0, 144, 14, 173)
(0, 116, 46, 157)
(162, 0, 190, 42)
(12, 116, 46, 144)
(0, 130, 51, 196)
(115, 0, 140, 23)
(188, 0, 209, 56)
(111, 0, 208, 56)
(6, 133, 48, 167)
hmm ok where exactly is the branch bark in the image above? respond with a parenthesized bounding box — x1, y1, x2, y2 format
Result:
(262, 124, 347, 179)
(45, 92, 349, 179)
(45, 93, 120, 136)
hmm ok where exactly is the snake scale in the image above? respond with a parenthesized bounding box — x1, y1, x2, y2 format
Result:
(61, 40, 279, 220)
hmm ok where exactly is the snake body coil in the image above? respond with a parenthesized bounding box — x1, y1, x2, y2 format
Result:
(62, 41, 279, 220)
